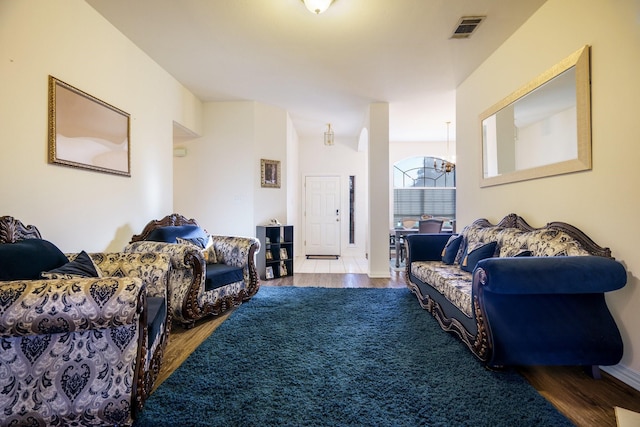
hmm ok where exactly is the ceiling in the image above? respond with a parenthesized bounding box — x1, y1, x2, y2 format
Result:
(85, 0, 546, 142)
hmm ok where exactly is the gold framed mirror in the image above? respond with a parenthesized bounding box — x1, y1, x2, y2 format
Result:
(479, 45, 591, 187)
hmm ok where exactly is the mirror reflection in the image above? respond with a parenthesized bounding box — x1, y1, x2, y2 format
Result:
(480, 45, 591, 187)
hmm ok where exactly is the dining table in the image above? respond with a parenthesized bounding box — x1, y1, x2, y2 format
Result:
(392, 228, 419, 268)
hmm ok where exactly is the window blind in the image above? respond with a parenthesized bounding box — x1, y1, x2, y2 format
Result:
(393, 188, 456, 220)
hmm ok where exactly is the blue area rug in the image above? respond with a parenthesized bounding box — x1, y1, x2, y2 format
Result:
(135, 286, 572, 426)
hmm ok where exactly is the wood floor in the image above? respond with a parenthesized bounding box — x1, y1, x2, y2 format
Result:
(156, 269, 640, 427)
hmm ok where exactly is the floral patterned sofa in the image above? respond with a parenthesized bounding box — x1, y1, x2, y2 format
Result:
(405, 213, 627, 376)
(124, 213, 260, 328)
(0, 216, 171, 426)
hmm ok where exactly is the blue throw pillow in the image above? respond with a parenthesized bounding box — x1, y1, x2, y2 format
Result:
(147, 225, 208, 244)
(41, 250, 102, 279)
(441, 235, 463, 265)
(461, 241, 497, 273)
(514, 250, 532, 257)
(0, 239, 68, 281)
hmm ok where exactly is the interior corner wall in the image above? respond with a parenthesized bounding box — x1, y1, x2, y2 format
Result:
(286, 115, 301, 249)
(367, 103, 390, 278)
(0, 0, 199, 252)
(173, 102, 255, 236)
(173, 101, 288, 238)
(456, 0, 640, 386)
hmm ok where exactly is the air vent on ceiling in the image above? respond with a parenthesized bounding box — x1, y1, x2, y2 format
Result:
(451, 16, 485, 39)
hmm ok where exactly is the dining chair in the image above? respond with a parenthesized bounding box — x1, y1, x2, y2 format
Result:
(401, 218, 417, 229)
(418, 219, 444, 233)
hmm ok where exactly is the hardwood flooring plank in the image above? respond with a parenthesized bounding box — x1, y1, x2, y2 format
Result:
(154, 312, 233, 389)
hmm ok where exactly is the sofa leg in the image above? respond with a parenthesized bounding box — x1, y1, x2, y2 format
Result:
(182, 321, 196, 330)
(585, 365, 601, 379)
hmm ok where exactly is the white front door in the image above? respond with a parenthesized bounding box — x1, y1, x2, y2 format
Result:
(305, 176, 341, 257)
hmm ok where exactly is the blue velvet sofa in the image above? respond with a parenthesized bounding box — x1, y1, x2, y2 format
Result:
(405, 213, 626, 376)
(125, 213, 260, 328)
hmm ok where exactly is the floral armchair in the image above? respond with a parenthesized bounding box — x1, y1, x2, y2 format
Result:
(124, 213, 260, 328)
(0, 216, 171, 426)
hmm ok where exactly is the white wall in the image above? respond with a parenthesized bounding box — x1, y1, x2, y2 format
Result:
(0, 0, 201, 252)
(457, 0, 640, 388)
(253, 103, 289, 230)
(390, 141, 452, 165)
(173, 101, 289, 238)
(367, 103, 391, 278)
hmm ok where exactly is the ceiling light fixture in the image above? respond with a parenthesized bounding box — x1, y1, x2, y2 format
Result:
(434, 121, 456, 173)
(302, 0, 334, 15)
(324, 123, 334, 146)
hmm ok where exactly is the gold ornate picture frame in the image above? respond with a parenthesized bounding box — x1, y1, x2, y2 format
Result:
(261, 158, 281, 188)
(48, 75, 131, 177)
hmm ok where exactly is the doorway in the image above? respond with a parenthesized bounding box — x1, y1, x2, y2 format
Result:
(304, 176, 341, 257)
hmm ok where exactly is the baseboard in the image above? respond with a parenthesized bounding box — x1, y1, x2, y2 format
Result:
(368, 271, 391, 279)
(601, 364, 640, 392)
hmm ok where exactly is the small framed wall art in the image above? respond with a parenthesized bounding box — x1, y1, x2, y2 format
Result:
(261, 158, 281, 188)
(48, 75, 131, 177)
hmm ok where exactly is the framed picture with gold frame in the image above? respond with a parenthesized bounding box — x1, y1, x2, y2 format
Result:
(48, 75, 131, 177)
(261, 158, 280, 188)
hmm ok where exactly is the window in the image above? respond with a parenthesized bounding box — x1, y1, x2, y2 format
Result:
(393, 157, 456, 227)
(349, 175, 355, 244)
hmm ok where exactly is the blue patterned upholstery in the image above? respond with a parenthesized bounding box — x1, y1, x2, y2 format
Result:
(0, 217, 172, 425)
(0, 250, 172, 426)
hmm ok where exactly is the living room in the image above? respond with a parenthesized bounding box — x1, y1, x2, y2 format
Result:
(2, 0, 639, 422)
